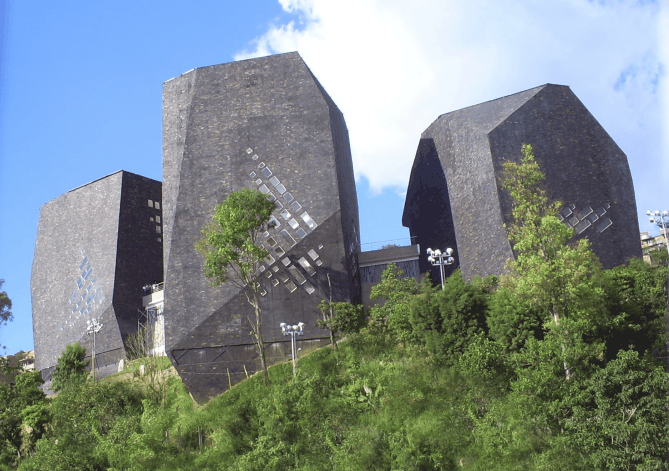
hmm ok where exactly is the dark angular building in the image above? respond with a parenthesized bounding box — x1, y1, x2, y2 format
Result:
(31, 171, 163, 386)
(161, 52, 360, 402)
(402, 84, 642, 281)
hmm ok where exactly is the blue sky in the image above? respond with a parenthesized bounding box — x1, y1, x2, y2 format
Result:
(0, 0, 667, 356)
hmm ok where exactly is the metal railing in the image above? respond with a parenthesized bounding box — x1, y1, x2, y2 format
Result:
(359, 237, 416, 252)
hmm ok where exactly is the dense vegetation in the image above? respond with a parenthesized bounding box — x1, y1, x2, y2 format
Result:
(3, 145, 668, 470)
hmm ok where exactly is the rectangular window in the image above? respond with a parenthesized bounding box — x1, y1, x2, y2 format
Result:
(288, 218, 299, 230)
(261, 167, 272, 178)
(148, 199, 154, 207)
(298, 257, 316, 276)
(259, 184, 269, 194)
(295, 228, 307, 239)
(280, 209, 291, 220)
(269, 215, 280, 229)
(269, 176, 280, 187)
(264, 253, 275, 265)
(156, 226, 162, 234)
(155, 201, 160, 210)
(304, 283, 315, 295)
(150, 217, 154, 222)
(300, 212, 317, 229)
(283, 192, 294, 203)
(291, 201, 302, 212)
(282, 257, 291, 266)
(272, 279, 279, 287)
(276, 183, 287, 194)
(274, 246, 285, 256)
(284, 280, 298, 293)
(267, 236, 277, 247)
(156, 216, 161, 223)
(288, 265, 307, 285)
(249, 171, 256, 178)
(307, 249, 319, 260)
(280, 229, 296, 246)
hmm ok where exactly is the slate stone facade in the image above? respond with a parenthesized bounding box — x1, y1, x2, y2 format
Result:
(31, 171, 163, 387)
(161, 52, 360, 402)
(402, 84, 642, 281)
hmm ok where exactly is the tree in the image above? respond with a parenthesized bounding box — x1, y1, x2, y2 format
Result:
(195, 188, 276, 385)
(0, 279, 13, 353)
(501, 144, 607, 379)
(50, 342, 89, 392)
(368, 263, 418, 342)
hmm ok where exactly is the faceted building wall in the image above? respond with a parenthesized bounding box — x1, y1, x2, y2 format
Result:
(403, 84, 642, 281)
(31, 171, 163, 386)
(161, 52, 360, 402)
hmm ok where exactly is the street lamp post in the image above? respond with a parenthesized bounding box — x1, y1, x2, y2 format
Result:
(86, 318, 103, 381)
(646, 210, 669, 254)
(427, 247, 455, 289)
(280, 322, 304, 376)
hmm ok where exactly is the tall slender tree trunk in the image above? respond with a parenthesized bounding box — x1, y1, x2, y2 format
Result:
(327, 274, 336, 351)
(552, 308, 572, 380)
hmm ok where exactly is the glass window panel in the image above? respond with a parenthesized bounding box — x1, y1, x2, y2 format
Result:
(148, 199, 153, 207)
(274, 246, 285, 256)
(258, 162, 266, 169)
(272, 279, 279, 287)
(307, 249, 319, 260)
(255, 179, 263, 185)
(79, 257, 89, 270)
(260, 290, 267, 297)
(156, 226, 161, 234)
(267, 236, 277, 247)
(252, 154, 259, 161)
(269, 215, 280, 229)
(266, 271, 273, 278)
(259, 184, 270, 194)
(157, 238, 162, 242)
(156, 216, 161, 223)
(259, 265, 266, 273)
(249, 171, 256, 178)
(155, 201, 160, 210)
(288, 218, 299, 230)
(282, 258, 291, 266)
(274, 200, 283, 211)
(261, 167, 272, 178)
(316, 260, 323, 266)
(246, 148, 253, 154)
(298, 257, 316, 276)
(295, 228, 307, 239)
(269, 176, 280, 187)
(280, 229, 296, 246)
(267, 192, 276, 202)
(265, 253, 275, 265)
(280, 209, 291, 220)
(300, 212, 317, 229)
(318, 244, 324, 249)
(291, 201, 302, 212)
(284, 280, 298, 293)
(272, 266, 280, 273)
(283, 192, 294, 203)
(304, 283, 315, 295)
(150, 217, 154, 222)
(276, 183, 287, 194)
(288, 265, 307, 285)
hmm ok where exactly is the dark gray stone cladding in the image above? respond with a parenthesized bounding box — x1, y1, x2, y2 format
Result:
(31, 171, 163, 379)
(403, 84, 642, 281)
(161, 52, 360, 402)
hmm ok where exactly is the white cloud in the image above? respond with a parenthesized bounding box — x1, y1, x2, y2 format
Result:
(235, 0, 666, 212)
